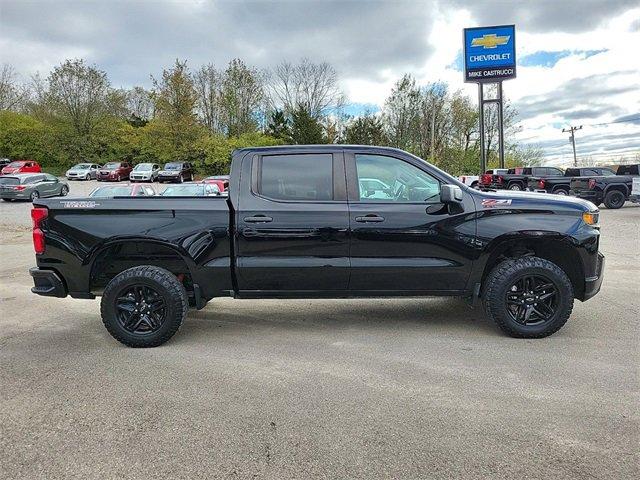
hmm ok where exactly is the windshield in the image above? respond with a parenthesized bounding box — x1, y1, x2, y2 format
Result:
(103, 162, 120, 170)
(72, 164, 91, 170)
(164, 163, 182, 170)
(6, 161, 25, 168)
(90, 186, 133, 197)
(162, 185, 205, 196)
(0, 177, 19, 185)
(134, 163, 153, 171)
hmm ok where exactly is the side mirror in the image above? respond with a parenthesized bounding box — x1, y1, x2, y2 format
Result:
(440, 184, 463, 204)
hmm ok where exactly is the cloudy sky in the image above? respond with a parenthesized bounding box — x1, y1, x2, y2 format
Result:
(1, 0, 639, 165)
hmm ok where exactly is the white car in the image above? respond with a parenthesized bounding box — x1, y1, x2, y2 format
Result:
(66, 163, 101, 180)
(130, 163, 160, 182)
(630, 177, 640, 204)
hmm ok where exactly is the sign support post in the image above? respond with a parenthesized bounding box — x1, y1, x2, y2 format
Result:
(464, 25, 516, 174)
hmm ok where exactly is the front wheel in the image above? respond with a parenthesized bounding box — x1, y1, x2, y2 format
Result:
(554, 188, 568, 196)
(101, 266, 188, 348)
(483, 256, 573, 338)
(60, 185, 69, 196)
(30, 190, 40, 201)
(508, 183, 522, 191)
(604, 190, 625, 209)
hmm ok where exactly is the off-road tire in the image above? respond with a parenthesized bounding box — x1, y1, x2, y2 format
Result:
(603, 189, 625, 209)
(101, 266, 188, 348)
(554, 188, 568, 195)
(483, 256, 574, 338)
(508, 183, 523, 191)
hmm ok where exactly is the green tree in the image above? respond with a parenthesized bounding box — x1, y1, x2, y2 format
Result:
(290, 106, 325, 144)
(344, 112, 386, 145)
(266, 109, 291, 141)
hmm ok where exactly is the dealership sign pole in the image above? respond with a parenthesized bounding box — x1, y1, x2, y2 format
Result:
(464, 25, 516, 173)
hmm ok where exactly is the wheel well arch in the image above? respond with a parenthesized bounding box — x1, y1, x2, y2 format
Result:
(89, 239, 195, 295)
(604, 184, 628, 195)
(480, 236, 585, 299)
(552, 184, 569, 192)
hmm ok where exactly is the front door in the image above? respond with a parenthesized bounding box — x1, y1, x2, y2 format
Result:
(346, 152, 475, 293)
(235, 150, 350, 293)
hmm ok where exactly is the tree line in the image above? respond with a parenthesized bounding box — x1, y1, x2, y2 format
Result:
(0, 59, 540, 176)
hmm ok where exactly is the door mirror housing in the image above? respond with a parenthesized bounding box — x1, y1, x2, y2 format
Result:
(440, 184, 463, 204)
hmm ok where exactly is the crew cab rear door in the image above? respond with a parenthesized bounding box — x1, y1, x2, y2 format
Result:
(345, 150, 475, 293)
(235, 149, 350, 293)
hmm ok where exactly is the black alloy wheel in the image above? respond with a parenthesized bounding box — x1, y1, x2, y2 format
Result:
(604, 190, 625, 209)
(115, 285, 167, 335)
(505, 275, 557, 326)
(60, 185, 69, 196)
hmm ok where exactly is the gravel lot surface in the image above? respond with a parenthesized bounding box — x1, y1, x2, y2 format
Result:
(0, 183, 638, 479)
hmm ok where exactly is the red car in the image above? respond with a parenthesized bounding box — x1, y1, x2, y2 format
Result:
(1, 160, 42, 175)
(96, 162, 133, 182)
(202, 175, 229, 192)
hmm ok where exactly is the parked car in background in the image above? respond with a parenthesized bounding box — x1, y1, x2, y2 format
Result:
(479, 168, 508, 189)
(570, 164, 640, 209)
(0, 173, 68, 202)
(157, 162, 194, 183)
(130, 163, 161, 182)
(65, 163, 101, 180)
(89, 184, 157, 198)
(528, 167, 616, 195)
(484, 167, 564, 191)
(1, 160, 42, 175)
(97, 162, 133, 182)
(161, 183, 221, 196)
(0, 158, 11, 170)
(202, 175, 229, 192)
(458, 175, 480, 189)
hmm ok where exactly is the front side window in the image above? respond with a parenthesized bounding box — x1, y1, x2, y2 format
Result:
(258, 154, 333, 201)
(355, 154, 440, 203)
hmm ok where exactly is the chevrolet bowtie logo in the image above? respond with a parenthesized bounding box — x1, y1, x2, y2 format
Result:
(471, 34, 510, 49)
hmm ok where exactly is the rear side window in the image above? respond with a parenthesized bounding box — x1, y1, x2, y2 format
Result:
(24, 176, 43, 184)
(258, 154, 333, 201)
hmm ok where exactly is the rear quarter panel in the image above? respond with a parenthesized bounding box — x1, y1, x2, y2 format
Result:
(34, 197, 232, 299)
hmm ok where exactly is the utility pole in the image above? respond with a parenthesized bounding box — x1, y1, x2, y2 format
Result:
(562, 125, 583, 167)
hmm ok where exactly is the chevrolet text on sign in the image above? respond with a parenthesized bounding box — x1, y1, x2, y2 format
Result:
(464, 25, 516, 82)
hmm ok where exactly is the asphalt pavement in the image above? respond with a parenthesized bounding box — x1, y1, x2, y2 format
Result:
(0, 181, 638, 479)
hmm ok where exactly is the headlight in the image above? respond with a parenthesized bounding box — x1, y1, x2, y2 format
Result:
(582, 212, 599, 226)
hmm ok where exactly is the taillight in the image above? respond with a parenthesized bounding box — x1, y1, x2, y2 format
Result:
(14, 185, 27, 191)
(538, 179, 545, 189)
(31, 207, 48, 254)
(588, 179, 596, 189)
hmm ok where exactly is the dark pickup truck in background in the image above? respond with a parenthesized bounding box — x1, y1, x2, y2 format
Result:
(570, 164, 640, 209)
(29, 146, 604, 347)
(485, 166, 564, 191)
(528, 167, 616, 195)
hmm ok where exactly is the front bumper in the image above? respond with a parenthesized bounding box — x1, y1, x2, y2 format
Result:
(30, 267, 67, 297)
(130, 175, 152, 181)
(97, 172, 121, 181)
(582, 252, 605, 301)
(0, 189, 30, 199)
(158, 173, 181, 182)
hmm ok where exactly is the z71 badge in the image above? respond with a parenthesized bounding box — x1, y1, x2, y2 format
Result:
(482, 198, 512, 208)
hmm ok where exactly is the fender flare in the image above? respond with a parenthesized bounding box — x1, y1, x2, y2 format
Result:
(603, 183, 629, 196)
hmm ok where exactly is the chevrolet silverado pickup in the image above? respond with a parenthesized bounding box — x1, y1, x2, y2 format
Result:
(485, 166, 564, 191)
(29, 146, 605, 347)
(570, 164, 639, 209)
(527, 167, 616, 195)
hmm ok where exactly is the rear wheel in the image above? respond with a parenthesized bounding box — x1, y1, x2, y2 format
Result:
(483, 256, 573, 338)
(101, 266, 188, 348)
(554, 188, 568, 195)
(603, 190, 625, 209)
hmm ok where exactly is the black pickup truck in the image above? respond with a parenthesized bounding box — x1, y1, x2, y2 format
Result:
(570, 164, 640, 209)
(29, 146, 604, 347)
(485, 166, 564, 191)
(527, 167, 616, 196)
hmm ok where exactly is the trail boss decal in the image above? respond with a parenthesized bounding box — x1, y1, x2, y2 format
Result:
(482, 198, 512, 208)
(61, 201, 100, 208)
